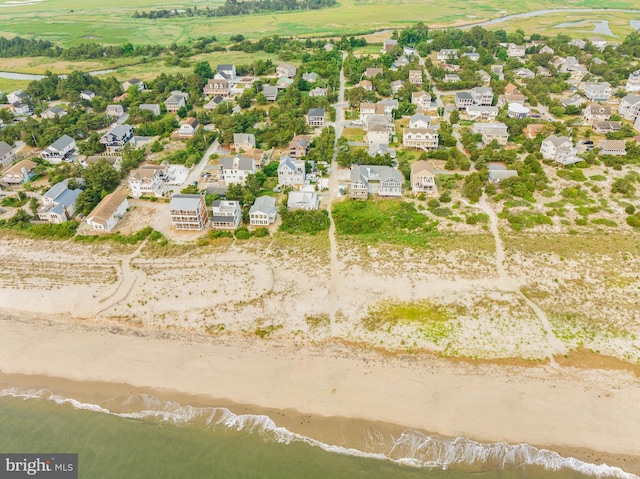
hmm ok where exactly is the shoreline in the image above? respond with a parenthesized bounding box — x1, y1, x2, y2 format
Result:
(1, 312, 640, 475)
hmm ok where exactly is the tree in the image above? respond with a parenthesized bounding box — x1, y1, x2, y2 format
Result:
(463, 172, 484, 203)
(193, 61, 212, 80)
(83, 159, 120, 192)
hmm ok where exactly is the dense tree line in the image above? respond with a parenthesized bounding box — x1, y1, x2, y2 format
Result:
(132, 0, 336, 19)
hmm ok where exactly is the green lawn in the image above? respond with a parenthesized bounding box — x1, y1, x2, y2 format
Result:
(1, 0, 639, 48)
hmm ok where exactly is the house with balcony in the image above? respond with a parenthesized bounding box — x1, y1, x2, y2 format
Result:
(349, 164, 403, 199)
(410, 160, 437, 196)
(128, 167, 168, 198)
(219, 154, 257, 185)
(100, 124, 134, 155)
(287, 191, 319, 210)
(37, 179, 82, 224)
(278, 155, 305, 189)
(170, 194, 209, 231)
(40, 135, 76, 162)
(249, 196, 277, 226)
(540, 135, 581, 165)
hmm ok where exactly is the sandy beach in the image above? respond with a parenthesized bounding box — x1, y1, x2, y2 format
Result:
(1, 312, 639, 474)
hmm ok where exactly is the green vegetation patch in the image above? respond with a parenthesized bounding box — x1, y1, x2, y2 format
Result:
(498, 209, 553, 231)
(279, 209, 330, 234)
(362, 300, 454, 344)
(332, 199, 438, 248)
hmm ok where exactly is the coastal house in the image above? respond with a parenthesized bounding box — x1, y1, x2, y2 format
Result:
(443, 74, 460, 83)
(204, 78, 231, 97)
(85, 190, 129, 232)
(249, 196, 277, 226)
(598, 140, 627, 156)
(172, 117, 199, 139)
(215, 64, 236, 80)
(309, 87, 328, 97)
(409, 70, 423, 86)
(515, 68, 535, 79)
(0, 141, 16, 170)
(536, 66, 552, 77)
(219, 154, 257, 185)
(278, 155, 305, 189)
(139, 104, 161, 116)
(507, 43, 526, 58)
(164, 92, 187, 114)
(6, 90, 29, 105)
(455, 92, 474, 110)
(437, 49, 457, 61)
(582, 103, 611, 124)
(403, 114, 438, 150)
(497, 94, 526, 108)
(364, 68, 383, 78)
(589, 36, 607, 50)
(37, 179, 82, 224)
(40, 135, 76, 162)
(288, 135, 312, 158)
(10, 102, 30, 116)
(302, 72, 318, 83)
(306, 108, 325, 128)
(41, 106, 66, 119)
(0, 159, 37, 184)
(618, 94, 640, 122)
(100, 124, 134, 155)
(204, 96, 225, 110)
(349, 164, 403, 199)
(122, 78, 144, 92)
(358, 80, 373, 91)
(128, 167, 167, 198)
(466, 105, 499, 121)
(390, 80, 404, 94)
(490, 65, 504, 80)
(233, 133, 256, 151)
(277, 63, 297, 78)
(368, 143, 396, 159)
(80, 90, 95, 101)
(540, 135, 580, 165)
(410, 160, 437, 196)
(472, 123, 509, 146)
(593, 121, 622, 134)
(106, 105, 124, 117)
(583, 82, 612, 102)
(471, 86, 493, 106)
(211, 200, 241, 230)
(412, 91, 432, 111)
(170, 194, 209, 231)
(263, 85, 278, 102)
(463, 52, 480, 62)
(625, 70, 640, 92)
(287, 191, 319, 210)
(366, 123, 392, 146)
(382, 39, 398, 53)
(562, 95, 586, 108)
(478, 70, 492, 84)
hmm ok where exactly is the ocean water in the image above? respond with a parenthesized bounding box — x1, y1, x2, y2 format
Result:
(0, 389, 635, 479)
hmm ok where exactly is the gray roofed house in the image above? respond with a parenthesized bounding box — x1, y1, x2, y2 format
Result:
(598, 140, 627, 156)
(562, 94, 586, 108)
(249, 196, 277, 226)
(302, 72, 319, 82)
(263, 85, 278, 102)
(211, 200, 241, 230)
(287, 191, 319, 210)
(106, 104, 124, 117)
(349, 164, 403, 199)
(233, 133, 256, 151)
(278, 155, 306, 189)
(307, 108, 325, 127)
(455, 92, 474, 109)
(40, 134, 76, 161)
(165, 94, 186, 113)
(488, 170, 518, 183)
(0, 141, 17, 170)
(37, 178, 82, 223)
(618, 94, 640, 121)
(368, 143, 396, 159)
(170, 194, 209, 230)
(100, 124, 135, 155)
(139, 104, 161, 116)
(41, 106, 66, 119)
(540, 135, 580, 165)
(219, 154, 256, 185)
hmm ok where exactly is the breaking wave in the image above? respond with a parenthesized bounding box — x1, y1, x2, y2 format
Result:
(1, 387, 636, 479)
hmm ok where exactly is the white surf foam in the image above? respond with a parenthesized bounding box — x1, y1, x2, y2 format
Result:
(1, 387, 637, 479)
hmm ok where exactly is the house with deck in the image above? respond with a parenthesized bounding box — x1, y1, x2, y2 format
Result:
(85, 190, 129, 232)
(349, 164, 403, 199)
(40, 135, 76, 162)
(410, 160, 437, 196)
(37, 179, 82, 224)
(278, 155, 305, 189)
(100, 124, 134, 155)
(249, 196, 277, 226)
(169, 195, 209, 231)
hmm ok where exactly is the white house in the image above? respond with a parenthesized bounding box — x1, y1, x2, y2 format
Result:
(0, 141, 17, 170)
(583, 82, 612, 102)
(540, 135, 580, 165)
(37, 179, 82, 224)
(403, 114, 438, 150)
(625, 70, 640, 92)
(618, 94, 640, 122)
(80, 90, 95, 101)
(128, 167, 168, 198)
(349, 164, 403, 199)
(211, 200, 241, 230)
(249, 196, 277, 226)
(219, 155, 257, 185)
(437, 49, 457, 61)
(412, 91, 432, 111)
(233, 133, 256, 151)
(105, 105, 124, 117)
(85, 190, 129, 232)
(100, 124, 134, 155)
(278, 155, 305, 189)
(507, 43, 526, 58)
(410, 160, 437, 196)
(40, 135, 76, 162)
(287, 191, 319, 210)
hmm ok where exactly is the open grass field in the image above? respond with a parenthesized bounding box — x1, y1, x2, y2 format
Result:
(0, 0, 639, 49)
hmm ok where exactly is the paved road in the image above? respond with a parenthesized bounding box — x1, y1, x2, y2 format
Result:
(173, 139, 220, 193)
